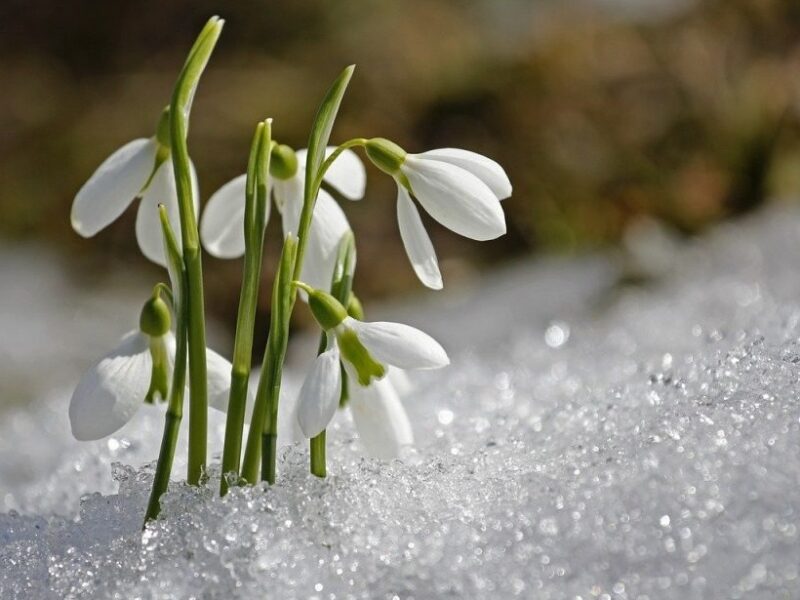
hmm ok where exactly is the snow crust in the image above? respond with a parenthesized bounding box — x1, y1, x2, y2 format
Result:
(2, 208, 800, 598)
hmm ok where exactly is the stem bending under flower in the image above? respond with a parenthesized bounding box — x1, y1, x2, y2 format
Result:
(168, 16, 223, 484)
(309, 231, 357, 477)
(144, 207, 188, 524)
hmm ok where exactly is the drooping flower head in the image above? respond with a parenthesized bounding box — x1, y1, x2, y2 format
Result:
(70, 108, 199, 267)
(69, 292, 240, 441)
(365, 138, 511, 289)
(293, 283, 448, 439)
(200, 145, 365, 291)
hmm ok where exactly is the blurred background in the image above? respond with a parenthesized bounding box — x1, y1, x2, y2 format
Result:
(2, 0, 800, 397)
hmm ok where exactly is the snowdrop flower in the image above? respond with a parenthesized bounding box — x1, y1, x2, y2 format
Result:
(294, 284, 448, 438)
(349, 370, 414, 460)
(70, 109, 198, 266)
(200, 145, 365, 291)
(365, 138, 511, 289)
(69, 296, 239, 441)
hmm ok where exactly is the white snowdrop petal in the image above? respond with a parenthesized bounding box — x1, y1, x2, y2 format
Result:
(419, 148, 512, 200)
(321, 147, 366, 200)
(305, 191, 353, 291)
(71, 138, 157, 237)
(162, 331, 177, 375)
(296, 347, 342, 438)
(349, 377, 413, 459)
(278, 177, 303, 235)
(69, 331, 152, 441)
(386, 366, 414, 397)
(403, 157, 506, 241)
(200, 174, 250, 259)
(273, 174, 304, 216)
(347, 318, 450, 370)
(397, 187, 443, 290)
(136, 159, 200, 266)
(290, 147, 365, 200)
(282, 189, 352, 293)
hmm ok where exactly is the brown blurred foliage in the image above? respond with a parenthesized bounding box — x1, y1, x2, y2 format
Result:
(1, 0, 800, 332)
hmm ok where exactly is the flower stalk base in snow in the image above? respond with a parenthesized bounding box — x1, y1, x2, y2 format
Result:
(219, 120, 272, 495)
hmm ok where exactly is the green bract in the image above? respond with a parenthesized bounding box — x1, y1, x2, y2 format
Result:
(365, 137, 406, 176)
(337, 327, 386, 386)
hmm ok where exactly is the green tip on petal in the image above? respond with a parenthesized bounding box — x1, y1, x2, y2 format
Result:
(144, 335, 171, 404)
(338, 327, 386, 386)
(365, 138, 406, 176)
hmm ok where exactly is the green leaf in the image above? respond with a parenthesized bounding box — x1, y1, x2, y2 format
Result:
(243, 121, 266, 248)
(303, 65, 355, 202)
(171, 16, 224, 125)
(254, 120, 273, 237)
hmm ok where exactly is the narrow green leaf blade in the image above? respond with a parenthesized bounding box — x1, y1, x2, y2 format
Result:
(304, 65, 355, 200)
(172, 16, 224, 124)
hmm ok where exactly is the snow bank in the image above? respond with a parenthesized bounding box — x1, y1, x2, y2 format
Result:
(2, 208, 799, 598)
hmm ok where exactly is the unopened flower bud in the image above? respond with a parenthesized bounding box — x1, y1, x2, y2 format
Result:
(347, 294, 365, 320)
(139, 295, 171, 337)
(301, 284, 348, 330)
(270, 143, 299, 180)
(365, 138, 406, 176)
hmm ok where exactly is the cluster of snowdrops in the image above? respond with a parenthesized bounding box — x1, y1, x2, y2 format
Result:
(67, 17, 511, 524)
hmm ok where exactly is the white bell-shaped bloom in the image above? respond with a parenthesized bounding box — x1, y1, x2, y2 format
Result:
(200, 147, 365, 290)
(294, 306, 449, 438)
(341, 316, 449, 371)
(295, 341, 343, 438)
(69, 329, 239, 441)
(69, 330, 162, 441)
(349, 371, 414, 460)
(390, 147, 511, 289)
(71, 138, 198, 267)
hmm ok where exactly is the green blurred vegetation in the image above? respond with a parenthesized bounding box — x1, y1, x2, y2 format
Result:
(2, 0, 800, 328)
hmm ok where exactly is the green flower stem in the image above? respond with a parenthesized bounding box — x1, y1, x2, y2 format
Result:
(258, 249, 295, 483)
(240, 235, 297, 484)
(309, 231, 356, 478)
(219, 121, 272, 495)
(241, 66, 355, 484)
(309, 431, 326, 477)
(312, 138, 367, 192)
(152, 282, 174, 308)
(169, 16, 223, 484)
(144, 209, 188, 525)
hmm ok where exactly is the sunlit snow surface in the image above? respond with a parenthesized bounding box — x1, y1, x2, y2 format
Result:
(3, 208, 800, 598)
